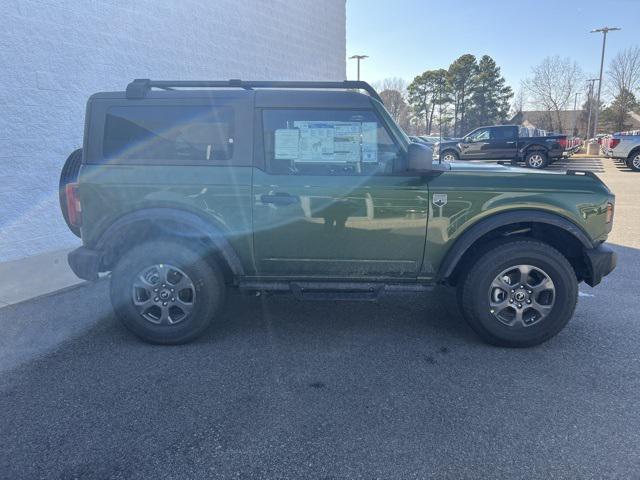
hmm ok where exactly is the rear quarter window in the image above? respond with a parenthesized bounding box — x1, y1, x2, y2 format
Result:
(102, 105, 234, 164)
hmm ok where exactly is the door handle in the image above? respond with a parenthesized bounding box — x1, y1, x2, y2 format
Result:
(506, 141, 516, 144)
(260, 192, 299, 205)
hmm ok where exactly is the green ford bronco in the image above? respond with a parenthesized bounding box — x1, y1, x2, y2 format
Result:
(61, 79, 616, 347)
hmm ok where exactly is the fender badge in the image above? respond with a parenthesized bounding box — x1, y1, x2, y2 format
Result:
(432, 193, 448, 207)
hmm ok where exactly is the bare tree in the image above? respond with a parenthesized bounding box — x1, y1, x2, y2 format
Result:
(374, 77, 407, 94)
(607, 46, 640, 98)
(523, 56, 583, 133)
(379, 89, 410, 131)
(511, 87, 528, 116)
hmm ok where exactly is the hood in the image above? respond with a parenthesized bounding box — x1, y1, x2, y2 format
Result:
(446, 160, 561, 175)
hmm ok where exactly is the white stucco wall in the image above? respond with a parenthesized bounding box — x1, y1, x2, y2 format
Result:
(0, 0, 346, 262)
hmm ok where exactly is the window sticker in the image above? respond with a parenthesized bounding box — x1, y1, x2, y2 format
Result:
(295, 122, 336, 162)
(361, 122, 378, 162)
(276, 120, 377, 164)
(274, 129, 300, 160)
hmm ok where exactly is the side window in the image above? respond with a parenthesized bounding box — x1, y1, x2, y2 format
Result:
(262, 109, 401, 175)
(103, 105, 234, 163)
(469, 128, 490, 142)
(492, 127, 517, 140)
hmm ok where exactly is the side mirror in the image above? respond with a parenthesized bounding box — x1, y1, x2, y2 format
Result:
(407, 142, 433, 171)
(463, 136, 471, 143)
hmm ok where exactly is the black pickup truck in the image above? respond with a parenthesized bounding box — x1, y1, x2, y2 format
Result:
(434, 125, 567, 169)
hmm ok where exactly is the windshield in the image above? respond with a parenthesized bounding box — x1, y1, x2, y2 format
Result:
(371, 98, 411, 149)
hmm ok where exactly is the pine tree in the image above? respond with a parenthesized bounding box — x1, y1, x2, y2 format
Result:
(407, 69, 449, 134)
(447, 54, 478, 136)
(601, 88, 638, 132)
(467, 55, 513, 130)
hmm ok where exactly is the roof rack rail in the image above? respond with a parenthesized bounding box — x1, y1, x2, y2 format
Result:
(125, 78, 383, 103)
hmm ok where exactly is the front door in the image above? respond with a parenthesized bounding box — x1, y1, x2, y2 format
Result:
(252, 108, 430, 278)
(460, 127, 491, 159)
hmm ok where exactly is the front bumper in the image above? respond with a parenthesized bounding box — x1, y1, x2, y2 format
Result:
(68, 246, 101, 281)
(583, 244, 617, 287)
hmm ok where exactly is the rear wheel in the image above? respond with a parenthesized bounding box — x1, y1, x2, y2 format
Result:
(628, 151, 640, 172)
(110, 241, 226, 344)
(524, 151, 548, 169)
(458, 239, 578, 347)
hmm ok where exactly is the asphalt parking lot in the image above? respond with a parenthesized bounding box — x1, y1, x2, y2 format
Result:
(1, 157, 639, 479)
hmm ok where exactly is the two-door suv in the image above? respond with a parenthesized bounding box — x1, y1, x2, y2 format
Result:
(61, 79, 616, 347)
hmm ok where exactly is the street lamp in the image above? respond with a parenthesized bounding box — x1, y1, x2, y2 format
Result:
(349, 55, 369, 81)
(590, 27, 621, 137)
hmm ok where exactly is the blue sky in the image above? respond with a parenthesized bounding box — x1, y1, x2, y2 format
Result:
(346, 0, 640, 91)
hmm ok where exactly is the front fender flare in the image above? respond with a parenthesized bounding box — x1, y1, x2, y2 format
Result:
(436, 210, 594, 282)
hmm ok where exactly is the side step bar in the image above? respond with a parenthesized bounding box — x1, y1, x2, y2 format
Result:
(238, 281, 432, 301)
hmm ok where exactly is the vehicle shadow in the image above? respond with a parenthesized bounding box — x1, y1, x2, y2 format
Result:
(0, 244, 637, 479)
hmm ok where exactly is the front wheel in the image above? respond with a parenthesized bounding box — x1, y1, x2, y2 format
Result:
(458, 239, 578, 347)
(524, 151, 549, 169)
(110, 241, 226, 344)
(441, 150, 459, 161)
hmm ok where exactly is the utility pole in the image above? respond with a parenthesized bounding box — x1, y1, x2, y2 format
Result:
(348, 55, 368, 81)
(572, 92, 580, 136)
(586, 78, 598, 139)
(590, 27, 621, 137)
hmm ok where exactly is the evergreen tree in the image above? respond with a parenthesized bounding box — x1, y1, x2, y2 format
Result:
(601, 88, 638, 132)
(447, 54, 478, 136)
(407, 69, 449, 134)
(466, 55, 513, 130)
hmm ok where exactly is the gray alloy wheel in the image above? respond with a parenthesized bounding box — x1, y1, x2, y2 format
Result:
(488, 264, 555, 327)
(631, 153, 640, 172)
(442, 151, 458, 161)
(526, 153, 545, 169)
(132, 263, 196, 325)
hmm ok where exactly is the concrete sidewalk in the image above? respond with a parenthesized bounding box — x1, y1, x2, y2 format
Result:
(0, 248, 84, 307)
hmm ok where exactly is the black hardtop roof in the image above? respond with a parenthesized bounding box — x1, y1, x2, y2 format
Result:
(90, 79, 382, 109)
(123, 79, 383, 103)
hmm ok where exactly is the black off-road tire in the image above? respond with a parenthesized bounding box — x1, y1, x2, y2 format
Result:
(110, 241, 226, 344)
(59, 148, 83, 237)
(458, 239, 578, 347)
(524, 151, 549, 169)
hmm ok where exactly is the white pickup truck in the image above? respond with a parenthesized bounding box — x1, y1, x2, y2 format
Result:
(604, 131, 640, 171)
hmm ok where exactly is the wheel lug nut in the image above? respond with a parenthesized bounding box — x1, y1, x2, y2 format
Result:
(527, 290, 532, 294)
(154, 297, 159, 302)
(509, 299, 514, 303)
(163, 302, 167, 306)
(517, 303, 522, 308)
(171, 298, 175, 302)
(527, 300, 532, 304)
(153, 288, 158, 292)
(520, 285, 524, 289)
(511, 289, 515, 293)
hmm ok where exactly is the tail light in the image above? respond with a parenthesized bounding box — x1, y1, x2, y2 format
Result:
(605, 202, 614, 224)
(65, 183, 82, 226)
(558, 137, 567, 149)
(609, 138, 620, 149)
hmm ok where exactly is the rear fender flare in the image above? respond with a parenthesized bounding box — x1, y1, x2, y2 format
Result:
(94, 207, 244, 276)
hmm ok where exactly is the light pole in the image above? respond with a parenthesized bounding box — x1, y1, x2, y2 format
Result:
(585, 78, 598, 139)
(590, 27, 621, 137)
(349, 55, 368, 81)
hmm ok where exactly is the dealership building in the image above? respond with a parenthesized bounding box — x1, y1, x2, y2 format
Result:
(0, 0, 346, 263)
